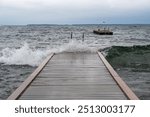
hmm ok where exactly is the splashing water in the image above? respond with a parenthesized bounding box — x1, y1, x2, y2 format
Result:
(0, 40, 96, 66)
(0, 43, 50, 66)
(52, 40, 96, 53)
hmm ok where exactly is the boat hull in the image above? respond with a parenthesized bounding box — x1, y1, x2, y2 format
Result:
(93, 30, 113, 35)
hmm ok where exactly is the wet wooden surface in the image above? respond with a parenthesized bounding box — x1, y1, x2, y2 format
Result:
(19, 52, 127, 100)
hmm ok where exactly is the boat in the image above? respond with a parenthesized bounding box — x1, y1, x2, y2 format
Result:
(93, 28, 113, 35)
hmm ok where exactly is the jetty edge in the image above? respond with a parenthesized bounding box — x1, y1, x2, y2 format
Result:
(7, 53, 54, 100)
(97, 51, 139, 100)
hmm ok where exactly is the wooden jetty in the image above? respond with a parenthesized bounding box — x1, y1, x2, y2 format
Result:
(93, 29, 113, 35)
(7, 52, 139, 100)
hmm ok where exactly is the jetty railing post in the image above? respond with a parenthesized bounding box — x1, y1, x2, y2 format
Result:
(82, 33, 84, 42)
(71, 32, 73, 39)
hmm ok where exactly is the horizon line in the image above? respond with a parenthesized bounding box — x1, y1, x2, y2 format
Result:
(1, 23, 150, 26)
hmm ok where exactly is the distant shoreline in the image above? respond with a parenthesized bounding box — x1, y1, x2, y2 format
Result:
(1, 24, 150, 26)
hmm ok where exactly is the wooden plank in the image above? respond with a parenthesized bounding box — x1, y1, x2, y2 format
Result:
(31, 78, 117, 86)
(45, 65, 105, 68)
(20, 94, 126, 100)
(97, 51, 139, 100)
(37, 74, 111, 78)
(20, 85, 125, 97)
(7, 53, 54, 100)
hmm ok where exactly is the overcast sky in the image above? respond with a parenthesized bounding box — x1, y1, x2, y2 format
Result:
(0, 0, 150, 24)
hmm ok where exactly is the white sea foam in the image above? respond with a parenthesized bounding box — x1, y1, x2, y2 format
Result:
(0, 40, 97, 66)
(51, 40, 96, 53)
(0, 43, 50, 66)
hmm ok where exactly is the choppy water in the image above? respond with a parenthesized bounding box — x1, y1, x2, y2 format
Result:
(103, 45, 150, 99)
(0, 24, 150, 99)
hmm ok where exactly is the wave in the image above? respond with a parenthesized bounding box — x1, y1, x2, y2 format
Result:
(55, 40, 96, 53)
(103, 44, 150, 99)
(0, 40, 96, 66)
(0, 43, 50, 66)
(103, 45, 150, 71)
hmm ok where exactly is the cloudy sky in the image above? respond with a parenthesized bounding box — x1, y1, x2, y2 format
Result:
(0, 0, 150, 24)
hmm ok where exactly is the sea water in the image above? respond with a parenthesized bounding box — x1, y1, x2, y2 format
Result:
(0, 24, 150, 99)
